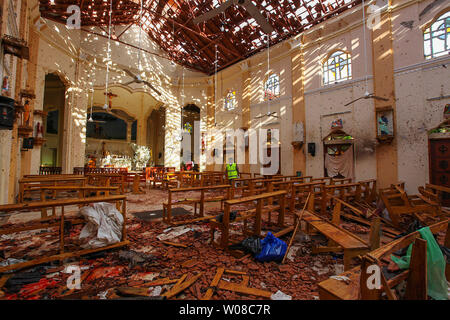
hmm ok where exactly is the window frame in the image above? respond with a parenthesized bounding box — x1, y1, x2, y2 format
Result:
(224, 90, 237, 111)
(423, 10, 450, 60)
(322, 50, 352, 86)
(264, 73, 280, 100)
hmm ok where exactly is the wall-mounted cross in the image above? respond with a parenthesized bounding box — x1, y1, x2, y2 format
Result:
(104, 91, 118, 109)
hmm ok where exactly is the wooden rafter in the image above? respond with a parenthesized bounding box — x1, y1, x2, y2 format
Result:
(38, 0, 362, 74)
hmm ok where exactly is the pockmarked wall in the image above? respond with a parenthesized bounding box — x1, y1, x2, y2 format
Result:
(392, 0, 450, 193)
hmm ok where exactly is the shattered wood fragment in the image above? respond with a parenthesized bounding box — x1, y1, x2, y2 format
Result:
(217, 280, 272, 298)
(137, 278, 179, 287)
(224, 269, 247, 275)
(181, 259, 199, 268)
(0, 275, 12, 289)
(162, 272, 203, 299)
(161, 241, 188, 248)
(172, 274, 188, 290)
(241, 276, 249, 287)
(116, 287, 150, 297)
(202, 267, 224, 300)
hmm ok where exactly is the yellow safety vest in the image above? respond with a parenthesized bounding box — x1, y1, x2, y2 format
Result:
(226, 163, 238, 179)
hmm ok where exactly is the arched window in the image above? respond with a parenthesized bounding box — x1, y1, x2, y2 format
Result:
(264, 74, 280, 100)
(424, 11, 450, 59)
(323, 50, 352, 85)
(224, 90, 236, 111)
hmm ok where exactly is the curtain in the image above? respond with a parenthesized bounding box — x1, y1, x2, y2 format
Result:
(324, 146, 354, 179)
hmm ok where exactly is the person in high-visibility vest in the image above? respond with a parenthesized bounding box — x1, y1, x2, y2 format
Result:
(225, 157, 239, 181)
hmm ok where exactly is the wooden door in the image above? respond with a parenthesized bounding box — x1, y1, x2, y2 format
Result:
(429, 139, 450, 206)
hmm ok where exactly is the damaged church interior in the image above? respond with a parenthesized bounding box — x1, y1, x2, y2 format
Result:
(0, 0, 450, 304)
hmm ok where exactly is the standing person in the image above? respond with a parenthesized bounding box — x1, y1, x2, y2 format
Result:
(225, 157, 239, 182)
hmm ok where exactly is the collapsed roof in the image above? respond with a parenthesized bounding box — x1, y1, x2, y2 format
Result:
(39, 0, 362, 74)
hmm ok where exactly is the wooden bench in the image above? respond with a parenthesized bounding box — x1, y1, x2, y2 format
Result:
(0, 195, 129, 273)
(33, 185, 120, 218)
(302, 209, 371, 270)
(242, 178, 284, 197)
(230, 177, 263, 197)
(290, 181, 326, 213)
(271, 178, 315, 211)
(312, 177, 333, 185)
(321, 183, 362, 214)
(329, 196, 401, 239)
(85, 173, 126, 194)
(163, 185, 232, 225)
(209, 190, 288, 250)
(356, 179, 378, 205)
(318, 219, 450, 300)
(18, 176, 88, 203)
(380, 183, 440, 227)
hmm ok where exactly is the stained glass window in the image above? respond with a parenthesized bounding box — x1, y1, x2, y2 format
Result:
(424, 11, 450, 59)
(323, 51, 352, 85)
(224, 90, 236, 111)
(264, 74, 280, 100)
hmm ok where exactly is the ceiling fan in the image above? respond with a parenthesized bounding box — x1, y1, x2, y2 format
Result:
(193, 0, 275, 35)
(344, 92, 389, 107)
(119, 68, 162, 96)
(254, 111, 280, 119)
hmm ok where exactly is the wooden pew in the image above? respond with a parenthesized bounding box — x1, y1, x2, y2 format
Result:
(271, 177, 316, 212)
(18, 176, 88, 203)
(321, 183, 362, 214)
(0, 195, 129, 273)
(358, 179, 378, 205)
(380, 183, 441, 228)
(209, 190, 288, 250)
(162, 185, 232, 225)
(242, 178, 284, 197)
(318, 219, 450, 300)
(312, 177, 333, 185)
(230, 177, 263, 198)
(302, 207, 374, 270)
(34, 185, 120, 218)
(290, 181, 326, 213)
(328, 196, 401, 239)
(85, 173, 126, 194)
(332, 178, 353, 185)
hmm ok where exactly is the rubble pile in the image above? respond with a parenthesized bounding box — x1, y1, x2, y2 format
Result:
(0, 209, 348, 300)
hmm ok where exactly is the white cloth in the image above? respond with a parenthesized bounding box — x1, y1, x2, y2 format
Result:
(324, 146, 355, 179)
(79, 202, 124, 249)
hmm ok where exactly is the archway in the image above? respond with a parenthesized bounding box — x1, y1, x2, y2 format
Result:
(40, 73, 66, 168)
(85, 107, 136, 169)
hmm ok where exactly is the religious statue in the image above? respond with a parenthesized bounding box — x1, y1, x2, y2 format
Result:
(23, 100, 31, 127)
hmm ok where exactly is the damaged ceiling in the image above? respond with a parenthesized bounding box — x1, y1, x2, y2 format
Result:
(39, 0, 362, 74)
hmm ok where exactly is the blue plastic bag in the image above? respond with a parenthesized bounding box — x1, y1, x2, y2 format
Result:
(255, 232, 287, 262)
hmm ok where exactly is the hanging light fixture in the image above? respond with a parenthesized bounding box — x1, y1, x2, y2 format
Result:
(103, 0, 113, 110)
(214, 44, 218, 127)
(88, 86, 94, 122)
(170, 19, 176, 66)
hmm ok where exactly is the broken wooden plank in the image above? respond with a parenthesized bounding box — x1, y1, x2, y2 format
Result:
(163, 272, 203, 299)
(404, 238, 428, 300)
(241, 276, 250, 287)
(181, 259, 199, 268)
(161, 241, 188, 248)
(137, 277, 179, 287)
(116, 286, 150, 297)
(217, 280, 272, 298)
(224, 269, 247, 275)
(202, 268, 224, 300)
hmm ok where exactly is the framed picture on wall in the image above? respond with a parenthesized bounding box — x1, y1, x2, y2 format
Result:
(376, 107, 394, 142)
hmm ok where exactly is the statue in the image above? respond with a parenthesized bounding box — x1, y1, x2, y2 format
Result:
(23, 100, 31, 127)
